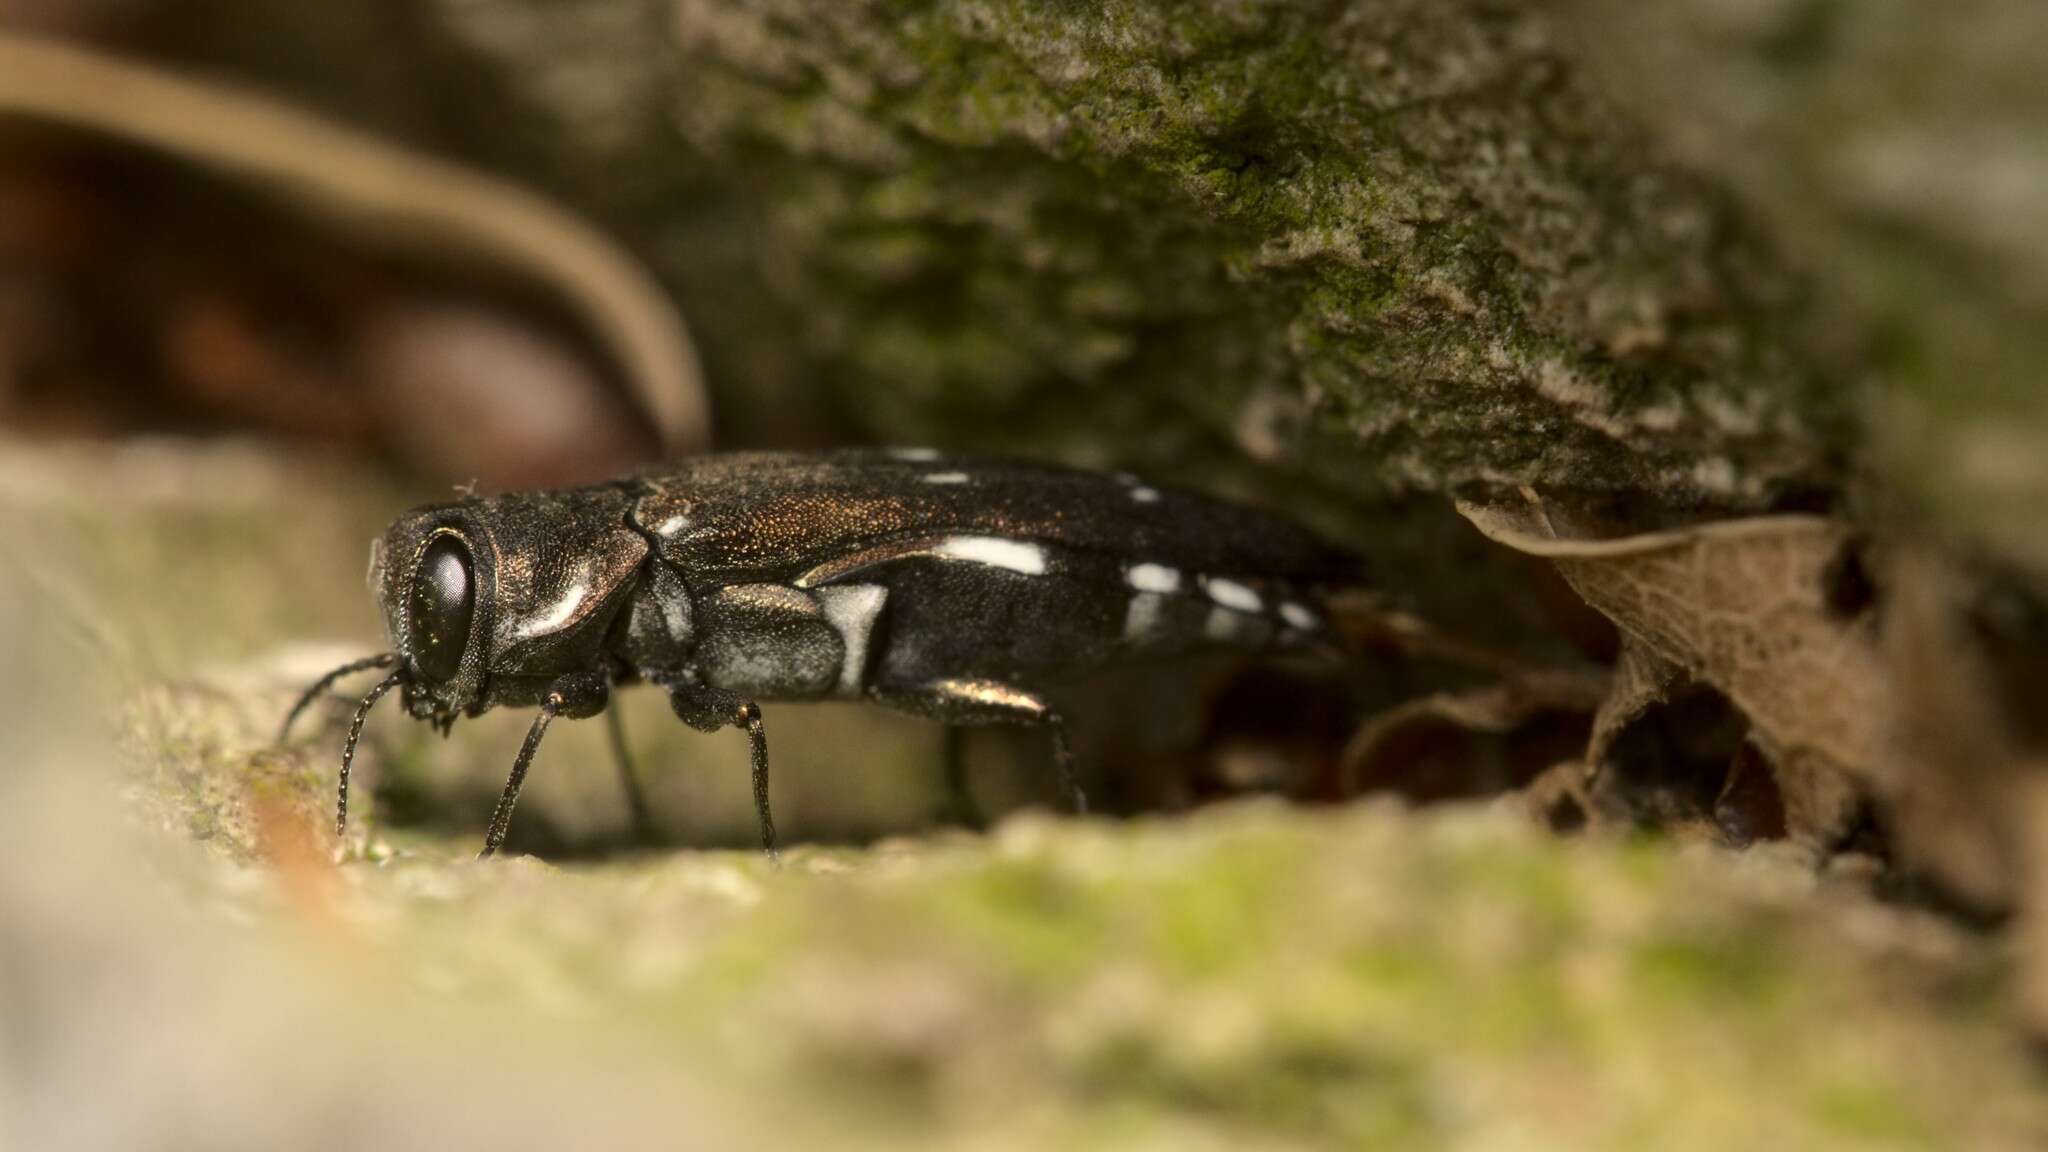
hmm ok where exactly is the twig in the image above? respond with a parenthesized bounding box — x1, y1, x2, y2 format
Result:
(0, 32, 710, 454)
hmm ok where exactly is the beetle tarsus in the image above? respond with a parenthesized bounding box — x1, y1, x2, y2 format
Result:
(604, 703, 659, 843)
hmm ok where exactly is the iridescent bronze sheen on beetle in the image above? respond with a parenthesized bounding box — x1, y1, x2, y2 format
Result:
(283, 449, 1357, 859)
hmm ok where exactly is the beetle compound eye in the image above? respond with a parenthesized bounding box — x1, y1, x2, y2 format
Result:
(409, 535, 475, 684)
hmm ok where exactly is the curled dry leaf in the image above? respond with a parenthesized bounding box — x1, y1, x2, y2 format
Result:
(1340, 668, 1607, 807)
(1459, 495, 1886, 849)
(1583, 638, 1728, 836)
(1585, 639, 1837, 847)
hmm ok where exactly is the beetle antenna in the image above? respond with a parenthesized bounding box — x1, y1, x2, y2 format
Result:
(336, 670, 405, 842)
(279, 652, 398, 742)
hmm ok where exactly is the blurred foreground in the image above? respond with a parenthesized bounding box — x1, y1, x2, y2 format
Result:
(2, 439, 2042, 1150)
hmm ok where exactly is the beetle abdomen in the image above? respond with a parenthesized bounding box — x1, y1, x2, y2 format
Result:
(798, 537, 1330, 699)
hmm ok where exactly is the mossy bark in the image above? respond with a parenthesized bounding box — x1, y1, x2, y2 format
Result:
(147, 0, 1854, 517)
(458, 1, 1849, 505)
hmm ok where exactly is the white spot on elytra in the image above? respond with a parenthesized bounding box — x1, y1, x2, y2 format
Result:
(515, 571, 591, 639)
(1204, 578, 1263, 613)
(935, 535, 1046, 575)
(1123, 592, 1163, 640)
(817, 584, 888, 694)
(1280, 601, 1320, 631)
(922, 471, 969, 484)
(1129, 486, 1161, 503)
(1126, 563, 1181, 594)
(658, 513, 691, 535)
(890, 447, 941, 461)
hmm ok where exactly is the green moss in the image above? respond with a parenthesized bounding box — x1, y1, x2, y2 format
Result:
(928, 856, 1115, 984)
(102, 644, 2045, 1151)
(1812, 1074, 1941, 1150)
(1628, 932, 1797, 1011)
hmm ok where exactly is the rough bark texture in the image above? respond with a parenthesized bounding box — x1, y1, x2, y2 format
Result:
(1557, 0, 2048, 570)
(150, 0, 1851, 515)
(554, 0, 1855, 502)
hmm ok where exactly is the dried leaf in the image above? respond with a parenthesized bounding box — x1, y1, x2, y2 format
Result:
(1586, 638, 1688, 773)
(1715, 742, 1790, 847)
(1585, 639, 1725, 832)
(1517, 760, 1598, 834)
(1341, 669, 1605, 805)
(1461, 495, 1885, 847)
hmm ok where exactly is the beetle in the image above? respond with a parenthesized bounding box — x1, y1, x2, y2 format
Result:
(282, 448, 1356, 858)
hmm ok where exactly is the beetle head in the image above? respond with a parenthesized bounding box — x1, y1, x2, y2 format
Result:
(368, 487, 648, 725)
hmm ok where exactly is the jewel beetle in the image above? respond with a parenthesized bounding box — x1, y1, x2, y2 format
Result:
(282, 448, 1357, 858)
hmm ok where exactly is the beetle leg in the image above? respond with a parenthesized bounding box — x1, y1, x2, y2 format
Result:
(478, 671, 610, 860)
(1049, 717, 1083, 816)
(604, 703, 659, 842)
(870, 680, 1086, 816)
(666, 681, 779, 859)
(741, 702, 775, 859)
(478, 692, 563, 860)
(938, 726, 987, 830)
